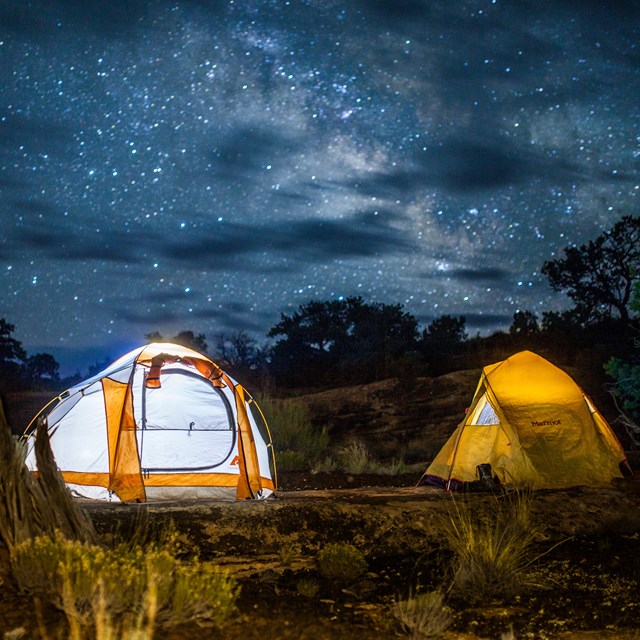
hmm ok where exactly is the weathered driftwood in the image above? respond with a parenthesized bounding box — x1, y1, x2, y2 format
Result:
(0, 398, 97, 552)
(33, 416, 97, 544)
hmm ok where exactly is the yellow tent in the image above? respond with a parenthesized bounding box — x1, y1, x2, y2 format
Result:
(420, 351, 630, 490)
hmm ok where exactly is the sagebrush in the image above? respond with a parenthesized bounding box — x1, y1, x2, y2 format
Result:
(316, 542, 367, 583)
(11, 534, 238, 637)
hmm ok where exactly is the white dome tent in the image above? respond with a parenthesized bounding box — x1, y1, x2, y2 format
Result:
(24, 343, 276, 502)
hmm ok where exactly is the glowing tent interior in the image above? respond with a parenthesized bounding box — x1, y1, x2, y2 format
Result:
(24, 343, 276, 502)
(420, 350, 631, 490)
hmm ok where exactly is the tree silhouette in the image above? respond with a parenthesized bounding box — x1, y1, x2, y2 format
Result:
(0, 319, 26, 366)
(215, 331, 258, 368)
(509, 310, 540, 336)
(419, 315, 467, 374)
(172, 331, 208, 354)
(422, 315, 468, 344)
(542, 215, 640, 325)
(0, 319, 62, 390)
(267, 297, 418, 385)
(0, 319, 27, 390)
(145, 330, 164, 343)
(25, 353, 60, 386)
(213, 330, 268, 384)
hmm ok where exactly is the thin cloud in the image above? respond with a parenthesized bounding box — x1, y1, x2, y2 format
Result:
(0, 0, 150, 39)
(17, 225, 149, 264)
(160, 211, 414, 270)
(448, 268, 511, 283)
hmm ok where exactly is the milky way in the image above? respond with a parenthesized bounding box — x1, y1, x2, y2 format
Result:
(1, 0, 638, 373)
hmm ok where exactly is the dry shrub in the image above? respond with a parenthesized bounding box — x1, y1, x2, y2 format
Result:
(316, 542, 367, 583)
(11, 534, 238, 638)
(158, 560, 237, 628)
(444, 489, 539, 603)
(501, 625, 517, 640)
(337, 440, 371, 474)
(310, 455, 337, 474)
(92, 579, 156, 640)
(336, 439, 409, 475)
(109, 516, 195, 562)
(393, 590, 452, 638)
(374, 457, 410, 476)
(32, 417, 98, 542)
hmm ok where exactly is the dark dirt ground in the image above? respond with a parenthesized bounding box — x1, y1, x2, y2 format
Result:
(2, 472, 639, 640)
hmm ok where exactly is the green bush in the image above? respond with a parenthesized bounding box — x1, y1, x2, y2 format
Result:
(603, 278, 640, 438)
(316, 542, 367, 584)
(157, 560, 237, 628)
(375, 457, 410, 476)
(605, 357, 640, 426)
(258, 396, 329, 471)
(310, 455, 337, 474)
(275, 450, 308, 472)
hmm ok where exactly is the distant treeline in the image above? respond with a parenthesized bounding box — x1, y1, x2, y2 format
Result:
(1, 216, 638, 421)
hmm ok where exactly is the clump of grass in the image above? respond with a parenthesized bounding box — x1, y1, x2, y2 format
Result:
(337, 440, 371, 474)
(316, 542, 367, 584)
(11, 534, 238, 637)
(374, 457, 410, 475)
(310, 455, 336, 474)
(444, 489, 539, 603)
(258, 396, 329, 471)
(393, 590, 452, 638)
(296, 577, 320, 599)
(157, 559, 237, 628)
(89, 578, 156, 640)
(255, 401, 411, 477)
(3, 627, 27, 640)
(336, 439, 409, 475)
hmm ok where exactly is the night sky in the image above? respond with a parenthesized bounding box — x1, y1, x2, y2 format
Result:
(1, 0, 639, 375)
